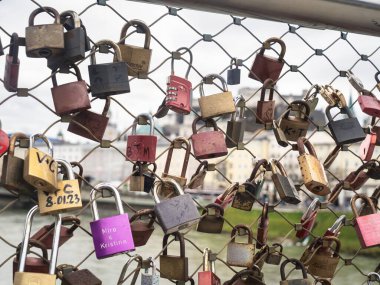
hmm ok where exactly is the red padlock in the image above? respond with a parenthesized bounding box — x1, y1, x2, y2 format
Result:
(360, 131, 377, 161)
(4, 33, 20, 92)
(249, 37, 286, 83)
(351, 194, 380, 248)
(0, 121, 9, 156)
(323, 215, 345, 237)
(166, 47, 192, 115)
(296, 198, 319, 240)
(198, 248, 221, 285)
(191, 117, 228, 159)
(51, 64, 91, 116)
(358, 90, 380, 118)
(126, 113, 157, 163)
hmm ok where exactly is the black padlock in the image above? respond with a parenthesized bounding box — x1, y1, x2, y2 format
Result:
(367, 160, 380, 180)
(326, 105, 365, 146)
(143, 163, 157, 194)
(227, 58, 241, 85)
(0, 36, 4, 56)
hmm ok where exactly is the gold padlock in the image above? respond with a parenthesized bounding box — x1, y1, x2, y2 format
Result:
(297, 137, 330, 196)
(38, 159, 82, 215)
(23, 134, 58, 193)
(198, 74, 235, 119)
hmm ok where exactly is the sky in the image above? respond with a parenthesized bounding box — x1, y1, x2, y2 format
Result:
(0, 0, 379, 142)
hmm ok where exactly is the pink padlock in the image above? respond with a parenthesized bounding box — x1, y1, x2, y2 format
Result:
(0, 121, 9, 156)
(360, 132, 377, 161)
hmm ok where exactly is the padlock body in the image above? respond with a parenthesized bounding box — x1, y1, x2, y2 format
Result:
(198, 91, 235, 119)
(256, 100, 275, 124)
(272, 173, 301, 204)
(38, 179, 82, 214)
(188, 170, 206, 189)
(226, 242, 255, 267)
(4, 54, 20, 92)
(197, 214, 224, 234)
(88, 62, 130, 98)
(159, 255, 188, 281)
(279, 117, 309, 142)
(192, 131, 228, 159)
(225, 120, 245, 148)
(306, 251, 339, 278)
(23, 148, 58, 193)
(198, 271, 221, 285)
(154, 193, 200, 234)
(227, 68, 241, 85)
(30, 225, 74, 249)
(231, 190, 255, 211)
(13, 257, 49, 280)
(359, 133, 376, 161)
(265, 253, 282, 265)
(296, 211, 317, 239)
(118, 44, 152, 77)
(166, 75, 192, 114)
(249, 54, 284, 83)
(51, 80, 91, 116)
(141, 272, 160, 285)
(25, 24, 64, 58)
(14, 272, 56, 285)
(160, 174, 187, 197)
(328, 117, 365, 145)
(131, 220, 154, 247)
(298, 154, 330, 196)
(90, 213, 135, 259)
(126, 135, 157, 163)
(67, 110, 109, 142)
(354, 213, 380, 248)
(61, 269, 102, 285)
(143, 172, 155, 193)
(130, 175, 145, 192)
(358, 95, 380, 118)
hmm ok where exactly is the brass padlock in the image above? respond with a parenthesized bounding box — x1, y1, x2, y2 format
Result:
(297, 137, 329, 196)
(280, 258, 311, 285)
(117, 20, 152, 77)
(130, 162, 145, 192)
(198, 74, 235, 119)
(23, 134, 58, 193)
(25, 7, 64, 58)
(197, 203, 225, 234)
(256, 78, 275, 124)
(117, 255, 142, 285)
(188, 161, 208, 189)
(226, 224, 256, 268)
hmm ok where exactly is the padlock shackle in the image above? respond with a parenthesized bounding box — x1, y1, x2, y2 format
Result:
(70, 161, 84, 179)
(368, 272, 380, 284)
(163, 137, 191, 178)
(375, 71, 380, 84)
(327, 215, 346, 236)
(280, 258, 308, 281)
(119, 19, 151, 49)
(51, 64, 83, 87)
(153, 177, 185, 203)
(90, 183, 124, 221)
(272, 242, 283, 252)
(101, 97, 111, 117)
(56, 159, 76, 180)
(351, 193, 376, 218)
(270, 159, 287, 176)
(283, 100, 311, 120)
(297, 137, 317, 157)
(91, 40, 122, 64)
(231, 97, 245, 121)
(202, 247, 211, 272)
(259, 37, 286, 61)
(143, 257, 157, 277)
(325, 104, 354, 122)
(320, 236, 341, 255)
(248, 159, 268, 182)
(9, 33, 19, 64)
(304, 84, 319, 101)
(30, 133, 54, 157)
(131, 113, 155, 135)
(28, 6, 61, 26)
(15, 239, 49, 263)
(229, 57, 238, 68)
(258, 202, 269, 229)
(8, 132, 28, 156)
(132, 162, 143, 176)
(162, 232, 186, 257)
(171, 47, 193, 79)
(192, 117, 218, 134)
(260, 78, 275, 101)
(117, 254, 143, 285)
(201, 203, 225, 217)
(303, 198, 320, 220)
(60, 10, 81, 29)
(199, 74, 228, 97)
(129, 208, 156, 228)
(230, 224, 253, 243)
(193, 161, 208, 176)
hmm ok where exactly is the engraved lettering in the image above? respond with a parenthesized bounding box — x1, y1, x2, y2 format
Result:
(63, 183, 73, 194)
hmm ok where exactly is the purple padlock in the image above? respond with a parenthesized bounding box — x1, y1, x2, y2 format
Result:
(90, 183, 135, 259)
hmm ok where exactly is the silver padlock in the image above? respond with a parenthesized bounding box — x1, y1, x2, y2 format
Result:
(141, 257, 159, 285)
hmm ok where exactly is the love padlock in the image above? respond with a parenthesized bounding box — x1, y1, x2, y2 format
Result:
(256, 79, 275, 124)
(296, 198, 319, 240)
(358, 89, 380, 118)
(130, 209, 155, 247)
(226, 224, 256, 268)
(197, 203, 225, 234)
(280, 259, 311, 285)
(360, 131, 377, 161)
(279, 100, 310, 142)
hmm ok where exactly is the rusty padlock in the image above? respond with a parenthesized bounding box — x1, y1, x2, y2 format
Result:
(256, 79, 275, 124)
(359, 187, 380, 216)
(265, 243, 283, 265)
(280, 258, 311, 285)
(257, 202, 269, 249)
(4, 33, 20, 92)
(279, 101, 310, 142)
(188, 161, 208, 189)
(226, 224, 256, 268)
(197, 203, 225, 234)
(296, 198, 319, 240)
(342, 162, 371, 191)
(224, 268, 265, 285)
(130, 209, 155, 247)
(57, 264, 102, 285)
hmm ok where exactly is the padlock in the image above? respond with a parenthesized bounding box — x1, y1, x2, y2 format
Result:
(141, 257, 159, 285)
(270, 159, 301, 204)
(257, 202, 269, 249)
(160, 232, 188, 281)
(38, 159, 82, 215)
(0, 120, 9, 157)
(143, 163, 157, 193)
(198, 248, 221, 285)
(25, 6, 64, 58)
(359, 187, 380, 216)
(251, 245, 269, 270)
(296, 198, 319, 240)
(297, 137, 330, 196)
(117, 20, 152, 77)
(351, 194, 380, 248)
(188, 161, 208, 189)
(153, 178, 200, 234)
(162, 137, 191, 191)
(224, 268, 265, 285)
(51, 64, 91, 116)
(47, 10, 90, 70)
(67, 97, 110, 141)
(215, 183, 239, 209)
(358, 89, 380, 118)
(368, 117, 380, 146)
(155, 98, 170, 118)
(366, 160, 380, 180)
(280, 258, 311, 285)
(303, 85, 319, 113)
(166, 47, 192, 114)
(226, 224, 256, 267)
(360, 131, 377, 161)
(1, 133, 35, 196)
(227, 58, 241, 85)
(13, 205, 61, 285)
(197, 203, 225, 234)
(88, 40, 130, 98)
(376, 71, 380, 91)
(198, 74, 236, 119)
(57, 264, 102, 285)
(30, 216, 80, 249)
(4, 33, 20, 92)
(126, 113, 157, 163)
(89, 183, 134, 259)
(273, 120, 288, 147)
(192, 117, 228, 159)
(226, 97, 246, 148)
(302, 236, 341, 278)
(130, 209, 155, 247)
(232, 159, 267, 211)
(256, 79, 275, 124)
(265, 243, 283, 265)
(12, 240, 49, 280)
(117, 255, 142, 285)
(130, 162, 145, 192)
(367, 272, 380, 285)
(347, 70, 365, 92)
(326, 105, 366, 146)
(279, 101, 311, 142)
(249, 37, 286, 83)
(323, 215, 345, 237)
(342, 162, 371, 190)
(23, 134, 58, 193)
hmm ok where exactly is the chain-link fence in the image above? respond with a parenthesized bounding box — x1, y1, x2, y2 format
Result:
(0, 0, 379, 284)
